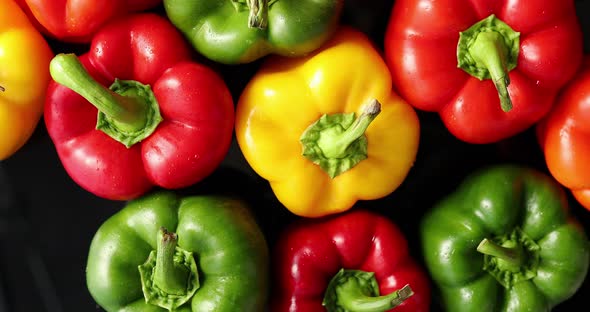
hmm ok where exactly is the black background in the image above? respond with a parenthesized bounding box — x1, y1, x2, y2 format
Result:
(1, 1, 589, 311)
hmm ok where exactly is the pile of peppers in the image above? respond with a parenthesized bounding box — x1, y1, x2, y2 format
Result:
(1, 0, 589, 311)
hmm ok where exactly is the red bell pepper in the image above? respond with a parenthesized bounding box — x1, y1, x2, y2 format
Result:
(384, 0, 583, 144)
(44, 13, 235, 201)
(537, 57, 590, 212)
(19, 0, 161, 42)
(271, 209, 431, 312)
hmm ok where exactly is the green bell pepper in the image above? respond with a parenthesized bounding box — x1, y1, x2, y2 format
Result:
(421, 165, 589, 311)
(86, 191, 269, 312)
(163, 0, 344, 64)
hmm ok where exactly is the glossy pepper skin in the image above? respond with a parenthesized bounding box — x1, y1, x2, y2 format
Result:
(271, 209, 431, 312)
(86, 191, 269, 312)
(163, 0, 344, 64)
(0, 0, 53, 160)
(19, 0, 161, 42)
(44, 14, 235, 200)
(235, 26, 420, 217)
(421, 165, 589, 311)
(384, 0, 583, 144)
(537, 57, 590, 212)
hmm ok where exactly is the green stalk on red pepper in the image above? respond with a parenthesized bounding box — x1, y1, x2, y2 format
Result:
(384, 0, 584, 144)
(85, 191, 269, 311)
(44, 13, 235, 201)
(272, 209, 431, 311)
(420, 165, 589, 311)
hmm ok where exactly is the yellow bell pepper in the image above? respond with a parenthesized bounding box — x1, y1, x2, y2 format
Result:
(0, 0, 53, 160)
(235, 26, 420, 217)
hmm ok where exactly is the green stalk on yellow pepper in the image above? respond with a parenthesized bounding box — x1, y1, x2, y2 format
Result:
(0, 0, 53, 160)
(235, 26, 420, 217)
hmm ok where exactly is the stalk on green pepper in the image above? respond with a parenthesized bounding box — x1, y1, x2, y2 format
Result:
(86, 191, 269, 312)
(163, 0, 344, 64)
(420, 165, 589, 311)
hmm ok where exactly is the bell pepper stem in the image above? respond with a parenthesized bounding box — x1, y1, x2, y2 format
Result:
(469, 31, 513, 112)
(323, 269, 413, 312)
(138, 227, 199, 310)
(49, 53, 148, 133)
(477, 238, 524, 267)
(300, 99, 380, 178)
(0, 85, 4, 92)
(337, 283, 413, 312)
(317, 99, 381, 159)
(49, 53, 163, 148)
(246, 0, 270, 28)
(457, 15, 520, 113)
(153, 228, 190, 295)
